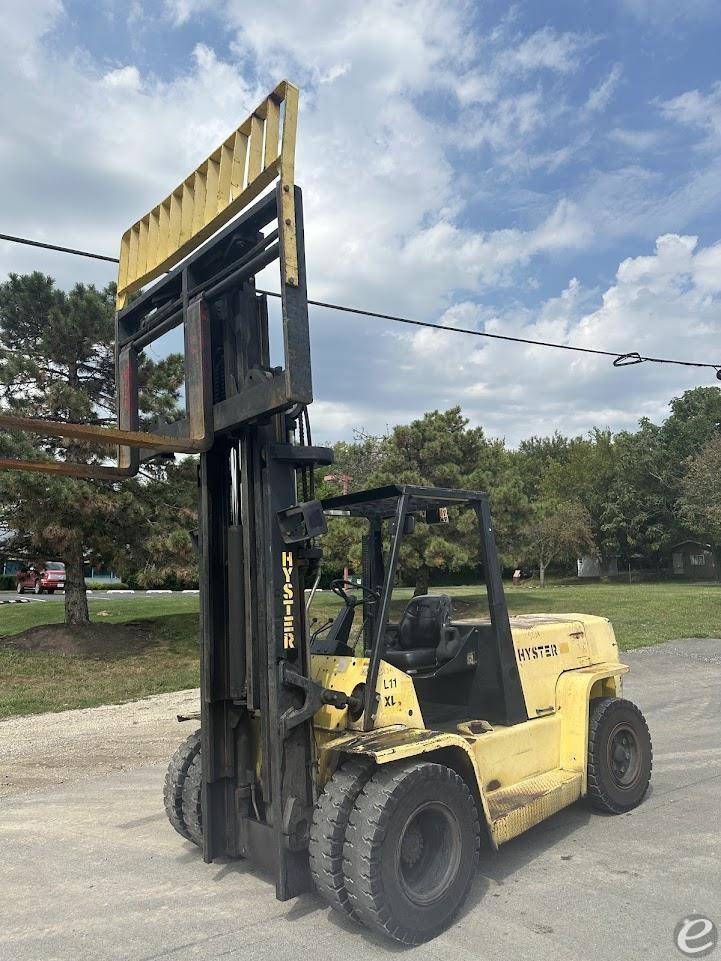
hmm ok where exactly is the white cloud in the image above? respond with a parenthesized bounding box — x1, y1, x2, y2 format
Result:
(505, 26, 596, 74)
(398, 199, 591, 295)
(693, 242, 721, 294)
(584, 63, 623, 114)
(101, 65, 142, 90)
(660, 82, 721, 148)
(163, 0, 214, 26)
(0, 0, 589, 312)
(608, 127, 660, 151)
(390, 234, 721, 444)
(3, 1, 721, 447)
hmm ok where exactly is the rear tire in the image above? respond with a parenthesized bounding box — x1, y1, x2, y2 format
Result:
(587, 697, 652, 814)
(343, 761, 481, 944)
(163, 729, 201, 843)
(309, 757, 373, 916)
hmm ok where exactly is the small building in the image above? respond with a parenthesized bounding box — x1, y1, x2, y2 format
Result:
(577, 554, 619, 578)
(671, 541, 718, 580)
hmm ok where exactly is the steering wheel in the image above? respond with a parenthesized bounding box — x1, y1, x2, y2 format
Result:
(330, 578, 380, 608)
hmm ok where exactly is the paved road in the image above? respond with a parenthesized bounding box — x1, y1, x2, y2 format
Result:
(1, 639, 720, 961)
(0, 589, 198, 603)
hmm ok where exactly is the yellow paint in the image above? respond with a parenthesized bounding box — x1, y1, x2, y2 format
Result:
(556, 663, 626, 789)
(510, 613, 618, 717)
(471, 715, 561, 792)
(320, 723, 496, 846)
(487, 769, 582, 845)
(312, 655, 423, 734)
(312, 611, 627, 848)
(116, 79, 299, 308)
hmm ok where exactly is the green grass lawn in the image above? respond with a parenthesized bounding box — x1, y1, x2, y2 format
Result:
(0, 597, 200, 719)
(1, 582, 719, 719)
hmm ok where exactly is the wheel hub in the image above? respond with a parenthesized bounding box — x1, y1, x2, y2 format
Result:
(400, 824, 424, 868)
(396, 801, 462, 907)
(608, 723, 641, 788)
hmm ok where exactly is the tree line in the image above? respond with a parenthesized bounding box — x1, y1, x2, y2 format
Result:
(1, 272, 719, 624)
(319, 395, 721, 590)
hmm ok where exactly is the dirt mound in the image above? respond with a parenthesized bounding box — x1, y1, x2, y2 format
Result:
(1, 621, 157, 658)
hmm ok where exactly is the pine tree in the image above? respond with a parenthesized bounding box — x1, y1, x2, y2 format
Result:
(0, 272, 184, 624)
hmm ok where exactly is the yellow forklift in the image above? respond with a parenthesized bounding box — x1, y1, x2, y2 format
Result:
(303, 485, 651, 942)
(0, 80, 651, 945)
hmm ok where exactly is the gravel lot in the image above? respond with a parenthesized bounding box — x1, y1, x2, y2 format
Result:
(0, 689, 199, 798)
(1, 640, 720, 961)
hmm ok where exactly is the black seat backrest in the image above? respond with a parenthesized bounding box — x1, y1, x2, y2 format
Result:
(398, 594, 452, 650)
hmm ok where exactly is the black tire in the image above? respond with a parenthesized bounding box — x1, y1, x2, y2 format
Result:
(343, 761, 481, 944)
(181, 751, 203, 846)
(309, 757, 373, 916)
(587, 697, 652, 814)
(163, 729, 201, 843)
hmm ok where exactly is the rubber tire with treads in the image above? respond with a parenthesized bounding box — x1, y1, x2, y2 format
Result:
(587, 697, 652, 814)
(163, 729, 201, 843)
(181, 751, 203, 846)
(343, 761, 481, 945)
(309, 757, 373, 916)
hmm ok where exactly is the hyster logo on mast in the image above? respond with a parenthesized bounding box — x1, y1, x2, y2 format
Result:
(281, 551, 296, 650)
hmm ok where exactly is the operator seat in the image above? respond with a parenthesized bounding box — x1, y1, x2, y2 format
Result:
(383, 594, 459, 672)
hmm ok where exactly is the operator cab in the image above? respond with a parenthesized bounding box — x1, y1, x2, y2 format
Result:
(310, 485, 527, 729)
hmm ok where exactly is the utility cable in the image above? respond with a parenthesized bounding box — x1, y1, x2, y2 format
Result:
(2, 231, 719, 375)
(258, 290, 721, 375)
(0, 233, 119, 264)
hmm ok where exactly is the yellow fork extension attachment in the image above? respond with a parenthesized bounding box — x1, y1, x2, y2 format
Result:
(486, 770, 582, 846)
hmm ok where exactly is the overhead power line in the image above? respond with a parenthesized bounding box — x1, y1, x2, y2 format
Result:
(2, 231, 720, 376)
(258, 291, 721, 374)
(0, 233, 119, 264)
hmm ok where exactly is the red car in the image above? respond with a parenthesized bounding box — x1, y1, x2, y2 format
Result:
(16, 561, 66, 594)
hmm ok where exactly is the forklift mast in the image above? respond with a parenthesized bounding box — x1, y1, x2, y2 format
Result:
(187, 185, 332, 899)
(0, 81, 331, 899)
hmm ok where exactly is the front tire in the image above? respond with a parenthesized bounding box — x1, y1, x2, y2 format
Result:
(309, 757, 373, 916)
(181, 751, 203, 846)
(343, 761, 480, 944)
(163, 729, 201, 844)
(587, 697, 652, 814)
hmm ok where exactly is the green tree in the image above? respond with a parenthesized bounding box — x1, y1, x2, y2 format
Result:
(369, 407, 527, 593)
(0, 272, 184, 624)
(661, 387, 721, 475)
(325, 429, 389, 493)
(596, 389, 721, 570)
(520, 499, 595, 587)
(122, 457, 199, 589)
(514, 432, 570, 501)
(678, 436, 721, 573)
(596, 424, 675, 570)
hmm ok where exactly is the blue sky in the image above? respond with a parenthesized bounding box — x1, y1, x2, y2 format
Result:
(2, 0, 721, 444)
